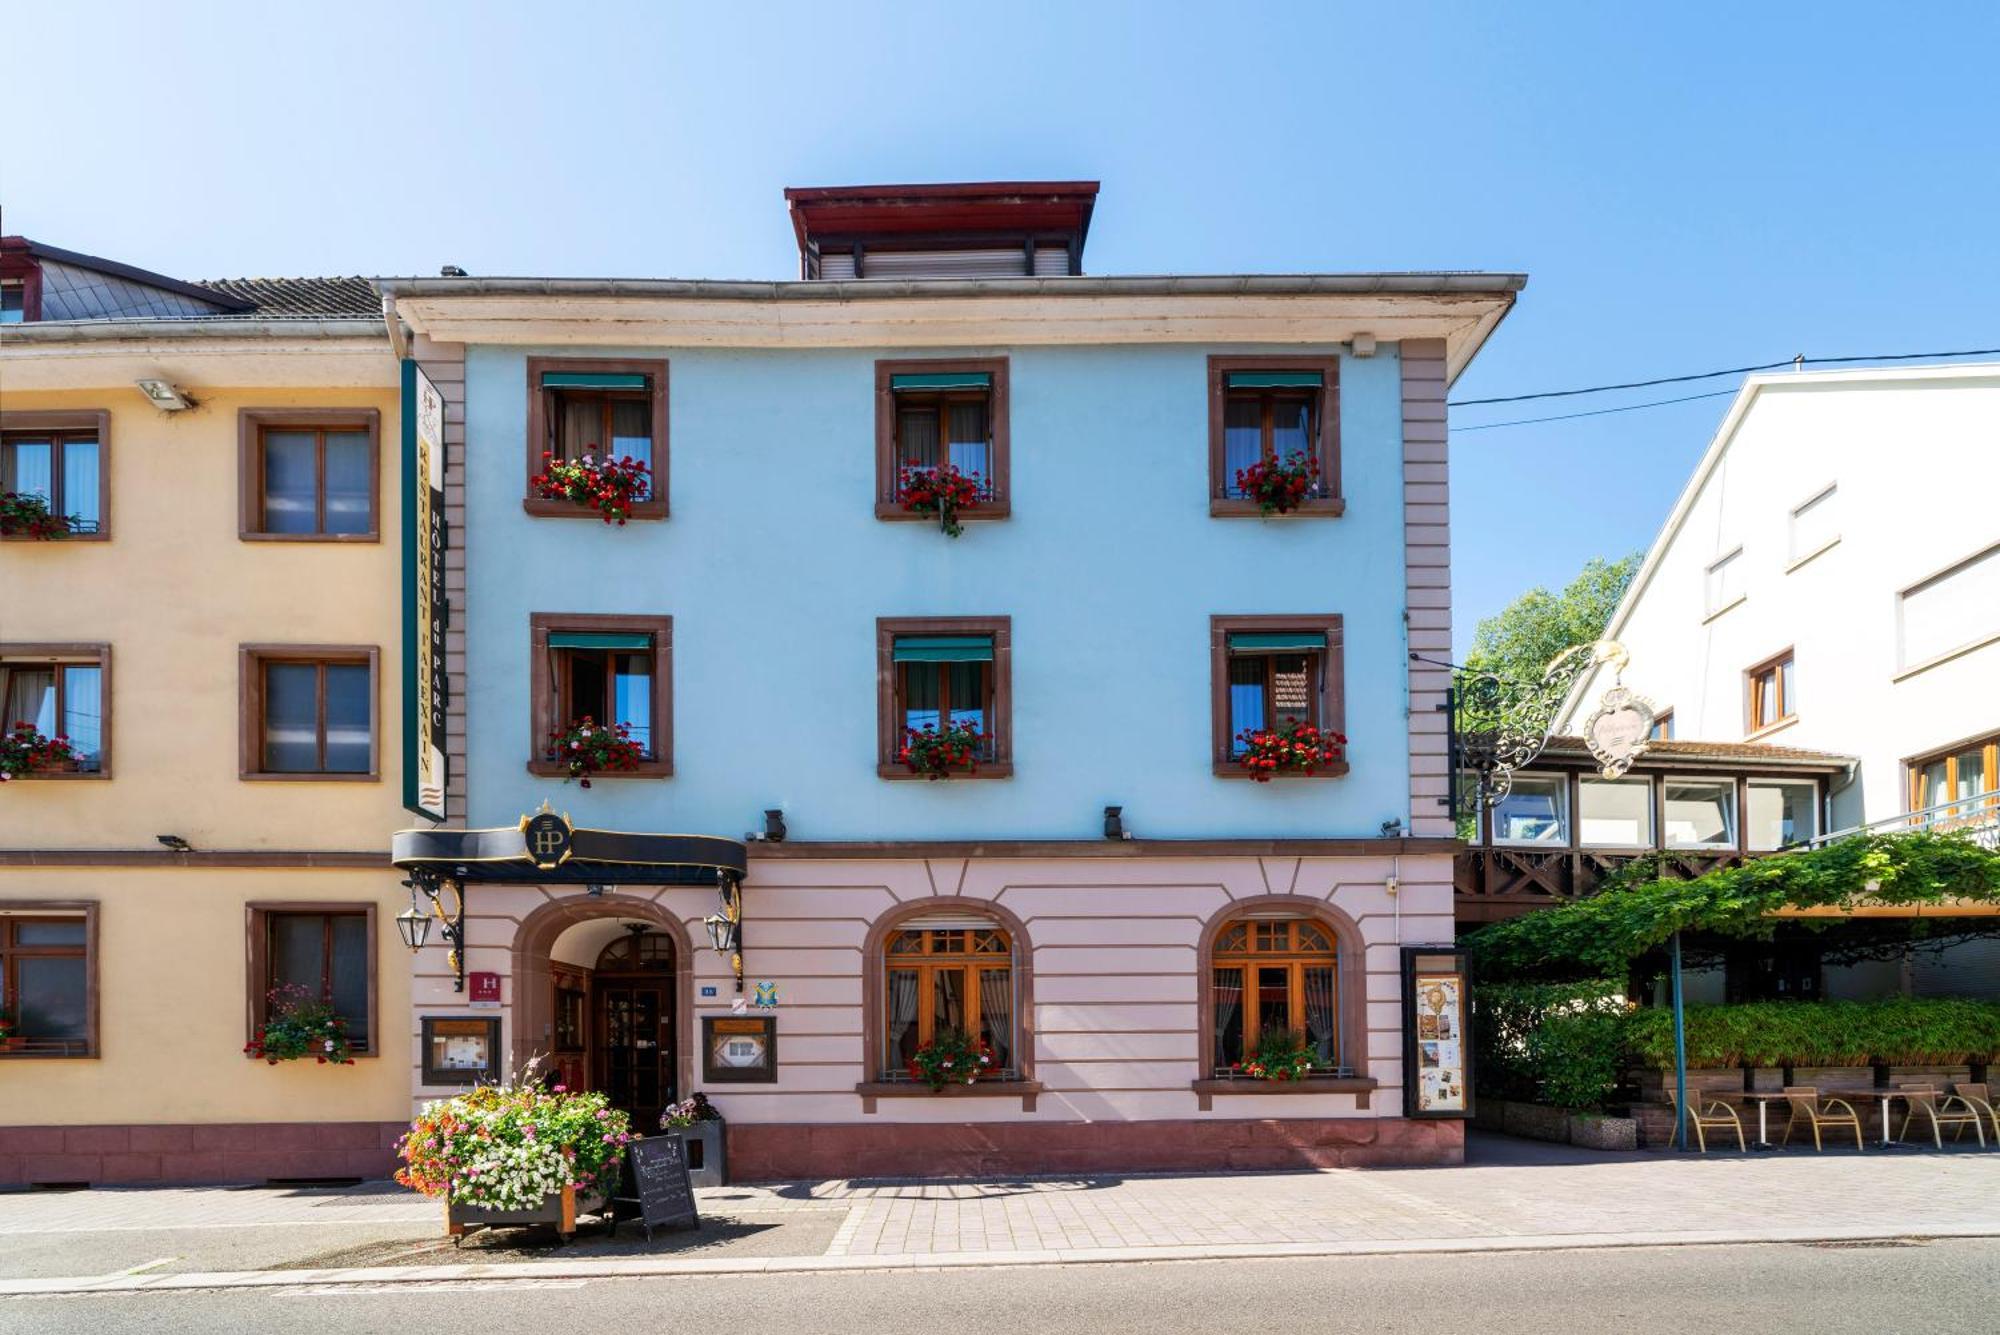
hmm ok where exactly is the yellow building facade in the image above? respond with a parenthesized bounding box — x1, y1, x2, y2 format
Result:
(0, 252, 413, 1184)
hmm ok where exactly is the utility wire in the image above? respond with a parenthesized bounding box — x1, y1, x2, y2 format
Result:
(1455, 388, 1739, 433)
(1449, 347, 2000, 408)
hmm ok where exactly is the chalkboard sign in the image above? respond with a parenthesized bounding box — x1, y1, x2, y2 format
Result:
(616, 1134, 700, 1239)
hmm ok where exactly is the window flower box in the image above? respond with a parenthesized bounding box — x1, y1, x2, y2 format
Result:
(1, 724, 79, 782)
(1236, 719, 1347, 781)
(1234, 450, 1321, 516)
(546, 717, 644, 788)
(896, 462, 984, 538)
(530, 451, 652, 525)
(0, 492, 73, 540)
(244, 985, 358, 1064)
(899, 721, 987, 780)
(905, 1028, 998, 1090)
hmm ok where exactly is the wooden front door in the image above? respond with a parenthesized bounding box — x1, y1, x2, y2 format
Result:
(590, 930, 676, 1125)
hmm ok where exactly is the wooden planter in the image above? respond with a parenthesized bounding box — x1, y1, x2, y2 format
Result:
(1788, 1065, 1876, 1090)
(1745, 1066, 1787, 1092)
(1633, 1068, 1742, 1101)
(446, 1185, 607, 1242)
(1885, 1063, 1972, 1089)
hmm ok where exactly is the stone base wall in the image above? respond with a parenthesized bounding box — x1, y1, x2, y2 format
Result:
(728, 1117, 1463, 1180)
(0, 1122, 407, 1187)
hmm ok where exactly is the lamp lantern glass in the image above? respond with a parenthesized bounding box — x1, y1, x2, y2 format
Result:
(396, 905, 432, 952)
(704, 913, 738, 953)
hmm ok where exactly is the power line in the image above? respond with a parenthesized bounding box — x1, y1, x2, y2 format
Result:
(1455, 388, 1739, 433)
(1449, 347, 2000, 408)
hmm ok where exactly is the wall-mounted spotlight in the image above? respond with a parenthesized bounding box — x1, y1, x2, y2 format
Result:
(135, 379, 195, 412)
(763, 809, 787, 843)
(1103, 806, 1131, 841)
(156, 834, 194, 852)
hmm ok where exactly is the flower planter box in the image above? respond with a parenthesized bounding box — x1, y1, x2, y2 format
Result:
(1632, 1067, 1743, 1101)
(1787, 1065, 1876, 1090)
(679, 1120, 726, 1188)
(446, 1185, 606, 1241)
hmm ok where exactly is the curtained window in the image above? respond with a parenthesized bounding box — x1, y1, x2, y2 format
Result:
(255, 427, 373, 536)
(264, 911, 371, 1051)
(881, 921, 1015, 1078)
(0, 657, 105, 772)
(1211, 917, 1344, 1076)
(2, 431, 99, 534)
(552, 390, 652, 472)
(0, 916, 90, 1056)
(243, 650, 375, 777)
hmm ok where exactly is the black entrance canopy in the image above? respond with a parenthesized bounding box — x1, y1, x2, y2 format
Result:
(391, 813, 747, 886)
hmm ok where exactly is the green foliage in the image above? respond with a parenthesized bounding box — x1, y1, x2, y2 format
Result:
(1625, 998, 2000, 1070)
(1474, 980, 1631, 1111)
(1237, 1028, 1320, 1081)
(1465, 554, 1640, 688)
(1465, 832, 2000, 979)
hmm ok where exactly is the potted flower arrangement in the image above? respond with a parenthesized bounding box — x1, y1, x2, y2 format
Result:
(0, 1007, 15, 1053)
(1236, 718, 1346, 780)
(1233, 1029, 1319, 1081)
(660, 1092, 727, 1187)
(546, 717, 644, 788)
(244, 984, 358, 1065)
(398, 1074, 632, 1240)
(0, 492, 73, 540)
(900, 721, 986, 780)
(907, 1028, 997, 1091)
(531, 450, 652, 524)
(1, 722, 78, 781)
(1234, 450, 1319, 515)
(896, 462, 984, 537)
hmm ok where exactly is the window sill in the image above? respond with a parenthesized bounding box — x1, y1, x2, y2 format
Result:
(0, 532, 108, 543)
(522, 497, 669, 521)
(245, 1051, 377, 1061)
(875, 500, 1011, 523)
(1212, 760, 1351, 780)
(877, 761, 1014, 781)
(1193, 1075, 1375, 1112)
(0, 1048, 96, 1060)
(1701, 595, 1746, 625)
(1743, 716, 1799, 743)
(241, 771, 381, 783)
(4, 770, 108, 781)
(527, 759, 674, 780)
(1785, 538, 1839, 573)
(856, 1079, 1041, 1114)
(240, 531, 381, 544)
(1892, 630, 2000, 683)
(1210, 497, 1346, 519)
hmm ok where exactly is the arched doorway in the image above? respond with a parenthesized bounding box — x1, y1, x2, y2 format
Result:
(591, 929, 677, 1123)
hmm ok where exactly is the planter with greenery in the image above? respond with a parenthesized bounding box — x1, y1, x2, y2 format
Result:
(906, 1028, 997, 1090)
(0, 722, 78, 782)
(899, 721, 986, 780)
(896, 462, 984, 537)
(1233, 450, 1319, 516)
(0, 1007, 14, 1052)
(0, 492, 74, 540)
(1231, 1028, 1321, 1081)
(545, 717, 644, 788)
(1236, 719, 1346, 781)
(244, 985, 358, 1064)
(531, 451, 652, 524)
(660, 1092, 727, 1187)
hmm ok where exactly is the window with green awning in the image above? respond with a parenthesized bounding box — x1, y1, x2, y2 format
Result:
(890, 372, 992, 392)
(892, 635, 995, 663)
(1225, 371, 1324, 389)
(1227, 632, 1326, 652)
(547, 631, 654, 650)
(541, 372, 650, 390)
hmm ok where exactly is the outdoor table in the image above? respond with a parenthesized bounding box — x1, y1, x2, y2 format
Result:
(1743, 1089, 1914, 1148)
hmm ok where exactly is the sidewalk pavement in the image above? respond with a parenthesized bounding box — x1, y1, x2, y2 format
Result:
(1, 1133, 1995, 1295)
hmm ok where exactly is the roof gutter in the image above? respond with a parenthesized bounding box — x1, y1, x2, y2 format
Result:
(0, 317, 385, 343)
(380, 294, 409, 361)
(372, 272, 1527, 302)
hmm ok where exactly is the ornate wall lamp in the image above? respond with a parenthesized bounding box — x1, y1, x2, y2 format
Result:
(703, 872, 745, 992)
(397, 869, 467, 992)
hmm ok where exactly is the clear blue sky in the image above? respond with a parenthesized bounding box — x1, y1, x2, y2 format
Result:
(11, 2, 1999, 653)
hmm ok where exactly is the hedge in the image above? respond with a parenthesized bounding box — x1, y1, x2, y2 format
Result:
(1473, 980, 1630, 1111)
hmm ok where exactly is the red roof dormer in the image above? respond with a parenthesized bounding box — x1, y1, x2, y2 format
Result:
(784, 181, 1099, 280)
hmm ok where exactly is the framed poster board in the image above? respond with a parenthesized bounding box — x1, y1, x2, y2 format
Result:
(701, 1014, 777, 1083)
(1400, 947, 1473, 1119)
(421, 1015, 502, 1086)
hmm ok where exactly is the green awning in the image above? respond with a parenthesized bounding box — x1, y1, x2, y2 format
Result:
(893, 635, 994, 663)
(542, 372, 649, 390)
(548, 631, 653, 650)
(1225, 371, 1323, 389)
(1228, 632, 1326, 652)
(890, 372, 992, 392)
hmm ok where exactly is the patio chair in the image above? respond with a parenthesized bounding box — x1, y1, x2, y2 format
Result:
(1666, 1086, 1746, 1152)
(1953, 1083, 1999, 1140)
(1781, 1086, 1865, 1152)
(1896, 1084, 1988, 1149)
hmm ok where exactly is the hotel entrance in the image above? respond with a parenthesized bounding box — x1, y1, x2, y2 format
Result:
(547, 927, 678, 1124)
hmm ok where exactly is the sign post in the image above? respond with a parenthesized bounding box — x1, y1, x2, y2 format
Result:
(401, 359, 448, 821)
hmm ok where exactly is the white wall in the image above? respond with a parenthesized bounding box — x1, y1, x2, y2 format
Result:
(1566, 367, 2000, 829)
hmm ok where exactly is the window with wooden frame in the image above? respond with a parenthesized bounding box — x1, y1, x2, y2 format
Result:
(876, 616, 1012, 778)
(1, 411, 109, 538)
(882, 918, 1017, 1079)
(524, 357, 669, 519)
(1746, 649, 1796, 735)
(0, 279, 25, 324)
(1207, 356, 1341, 516)
(1210, 614, 1346, 776)
(1649, 709, 1675, 741)
(874, 358, 1010, 521)
(529, 614, 673, 778)
(247, 904, 375, 1055)
(0, 645, 110, 777)
(1210, 918, 1344, 1076)
(1909, 732, 1999, 825)
(0, 907, 96, 1058)
(238, 409, 379, 540)
(239, 646, 379, 780)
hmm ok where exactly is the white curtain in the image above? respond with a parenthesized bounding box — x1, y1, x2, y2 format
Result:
(60, 666, 101, 769)
(979, 967, 1013, 1070)
(1304, 966, 1339, 1069)
(1211, 967, 1243, 1071)
(62, 440, 99, 532)
(4, 667, 55, 736)
(886, 970, 919, 1075)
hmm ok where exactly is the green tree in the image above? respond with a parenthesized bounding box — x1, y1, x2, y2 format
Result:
(1465, 553, 1642, 685)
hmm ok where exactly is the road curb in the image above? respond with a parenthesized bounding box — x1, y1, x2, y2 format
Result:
(5, 1224, 1998, 1296)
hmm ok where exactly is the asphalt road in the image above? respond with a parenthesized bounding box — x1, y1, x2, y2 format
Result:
(4, 1239, 1994, 1335)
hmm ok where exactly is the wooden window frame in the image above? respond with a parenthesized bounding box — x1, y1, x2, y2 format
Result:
(876, 616, 1013, 780)
(238, 645, 381, 781)
(1744, 648, 1797, 738)
(1209, 614, 1347, 778)
(1906, 730, 2000, 820)
(0, 643, 112, 780)
(0, 902, 99, 1059)
(874, 358, 1011, 522)
(524, 357, 669, 521)
(237, 408, 381, 542)
(1, 410, 111, 541)
(1208, 918, 1345, 1074)
(1207, 356, 1342, 518)
(880, 926, 1017, 1074)
(245, 902, 378, 1058)
(528, 613, 673, 779)
(1649, 709, 1675, 741)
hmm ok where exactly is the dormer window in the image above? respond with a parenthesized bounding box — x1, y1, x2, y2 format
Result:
(786, 181, 1098, 280)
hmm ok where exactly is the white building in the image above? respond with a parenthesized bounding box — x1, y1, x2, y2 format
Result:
(1559, 363, 2000, 999)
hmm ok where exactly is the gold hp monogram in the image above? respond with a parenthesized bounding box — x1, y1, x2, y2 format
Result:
(522, 809, 574, 870)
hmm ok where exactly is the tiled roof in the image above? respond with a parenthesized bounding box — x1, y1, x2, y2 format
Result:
(1541, 736, 1852, 768)
(193, 277, 380, 318)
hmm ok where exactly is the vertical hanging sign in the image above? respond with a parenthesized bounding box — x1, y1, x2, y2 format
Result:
(402, 359, 448, 820)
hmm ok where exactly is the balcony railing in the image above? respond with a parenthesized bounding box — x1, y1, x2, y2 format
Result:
(1454, 846, 1751, 922)
(1803, 793, 2000, 851)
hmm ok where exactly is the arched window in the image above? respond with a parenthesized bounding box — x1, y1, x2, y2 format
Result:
(881, 914, 1017, 1078)
(595, 930, 674, 972)
(1210, 917, 1343, 1076)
